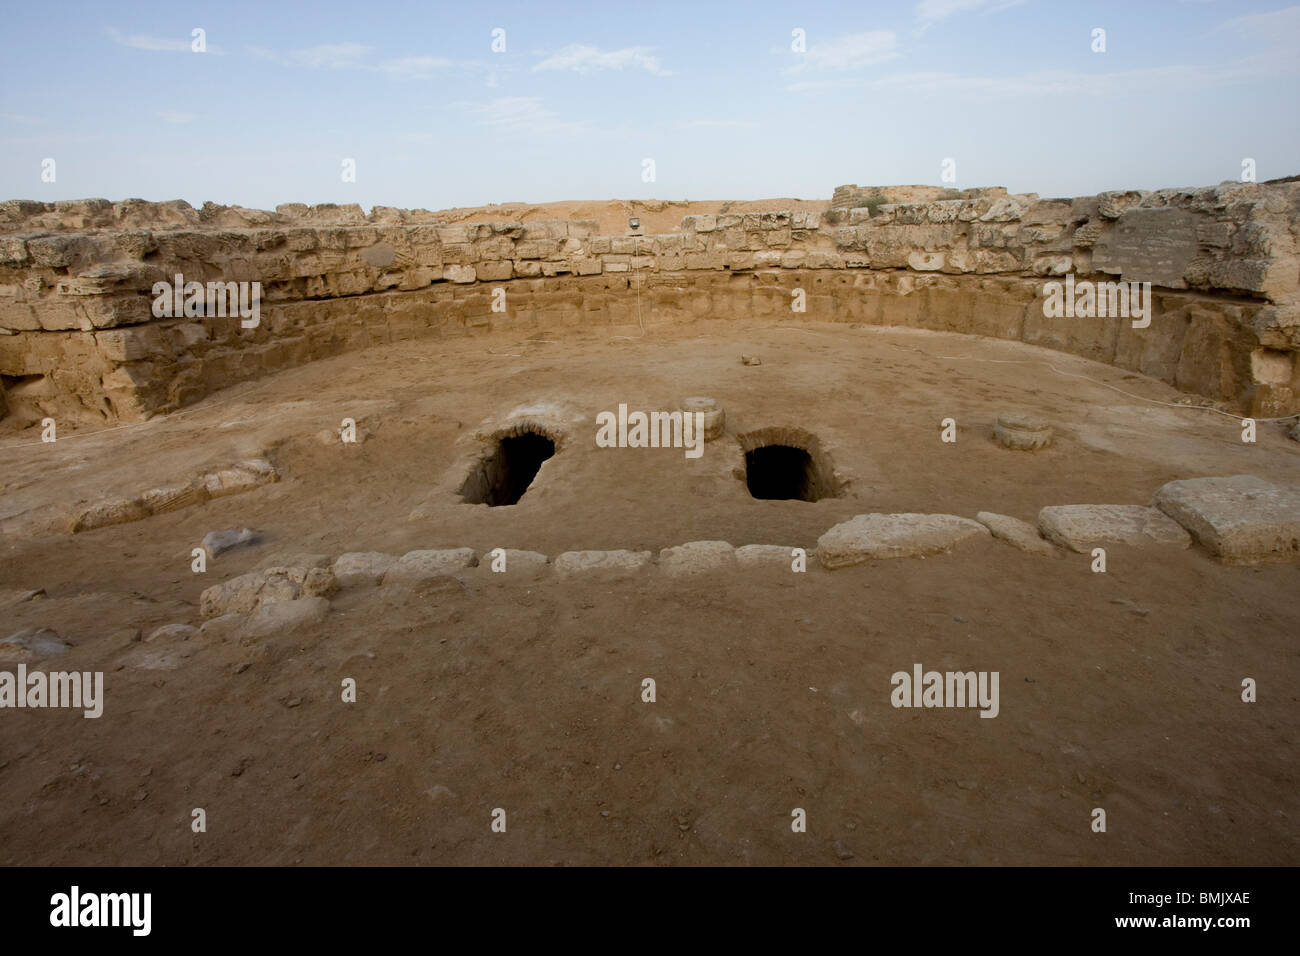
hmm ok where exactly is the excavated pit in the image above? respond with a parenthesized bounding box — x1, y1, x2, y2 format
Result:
(460, 429, 556, 506)
(738, 427, 841, 502)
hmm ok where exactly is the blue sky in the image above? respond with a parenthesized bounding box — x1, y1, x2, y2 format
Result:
(2, 0, 1297, 210)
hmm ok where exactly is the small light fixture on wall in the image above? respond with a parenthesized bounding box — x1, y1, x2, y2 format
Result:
(628, 217, 640, 230)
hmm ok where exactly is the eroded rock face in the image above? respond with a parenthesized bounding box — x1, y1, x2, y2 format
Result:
(1153, 475, 1300, 564)
(816, 513, 988, 568)
(1037, 505, 1191, 552)
(1, 181, 1296, 426)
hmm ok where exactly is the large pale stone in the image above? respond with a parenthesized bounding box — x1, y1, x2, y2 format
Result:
(816, 514, 988, 568)
(333, 551, 396, 588)
(1037, 505, 1190, 552)
(241, 596, 330, 642)
(554, 550, 653, 575)
(200, 566, 337, 618)
(382, 548, 478, 586)
(975, 512, 1059, 557)
(659, 541, 736, 577)
(477, 549, 549, 578)
(1152, 475, 1300, 564)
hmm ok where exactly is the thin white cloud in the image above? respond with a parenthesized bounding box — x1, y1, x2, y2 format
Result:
(786, 31, 899, 74)
(290, 43, 373, 69)
(683, 118, 757, 129)
(1223, 4, 1300, 43)
(915, 0, 1027, 31)
(1, 113, 43, 125)
(107, 26, 222, 54)
(785, 53, 1298, 98)
(375, 55, 454, 80)
(107, 26, 190, 52)
(533, 44, 670, 76)
(457, 96, 585, 137)
(157, 110, 196, 124)
(246, 43, 492, 82)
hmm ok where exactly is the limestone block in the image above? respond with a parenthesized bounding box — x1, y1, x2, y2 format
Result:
(974, 512, 1059, 557)
(659, 541, 736, 577)
(816, 514, 988, 568)
(1152, 475, 1300, 564)
(1037, 505, 1190, 552)
(382, 548, 478, 586)
(332, 552, 397, 588)
(554, 550, 653, 575)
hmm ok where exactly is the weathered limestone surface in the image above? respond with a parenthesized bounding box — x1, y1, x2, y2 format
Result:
(200, 565, 337, 617)
(477, 549, 549, 577)
(1037, 505, 1191, 552)
(735, 544, 808, 569)
(1, 181, 1296, 425)
(554, 550, 653, 575)
(659, 540, 736, 576)
(332, 551, 397, 588)
(1153, 474, 1300, 564)
(816, 513, 988, 568)
(974, 512, 1059, 556)
(69, 458, 278, 532)
(381, 548, 478, 586)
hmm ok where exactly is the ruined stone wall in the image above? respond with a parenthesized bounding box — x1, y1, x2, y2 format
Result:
(1, 181, 1297, 426)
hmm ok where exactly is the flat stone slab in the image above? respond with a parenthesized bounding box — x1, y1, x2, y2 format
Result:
(975, 512, 1059, 557)
(333, 552, 396, 588)
(1037, 505, 1190, 552)
(554, 550, 653, 575)
(659, 541, 736, 576)
(382, 549, 478, 586)
(1152, 474, 1300, 564)
(816, 514, 988, 568)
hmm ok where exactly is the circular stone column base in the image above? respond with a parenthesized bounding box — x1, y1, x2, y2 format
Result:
(681, 397, 725, 441)
(993, 412, 1053, 450)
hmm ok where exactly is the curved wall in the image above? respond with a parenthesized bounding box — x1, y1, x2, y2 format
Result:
(0, 181, 1296, 425)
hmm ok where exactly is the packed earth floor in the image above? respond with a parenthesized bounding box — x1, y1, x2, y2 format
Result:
(1, 320, 1297, 865)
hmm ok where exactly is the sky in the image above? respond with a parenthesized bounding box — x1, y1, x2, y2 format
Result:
(1, 0, 1297, 210)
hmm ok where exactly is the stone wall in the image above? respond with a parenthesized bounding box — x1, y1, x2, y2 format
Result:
(1, 181, 1297, 426)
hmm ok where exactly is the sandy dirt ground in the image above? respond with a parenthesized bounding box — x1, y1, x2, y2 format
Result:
(1, 315, 1297, 865)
